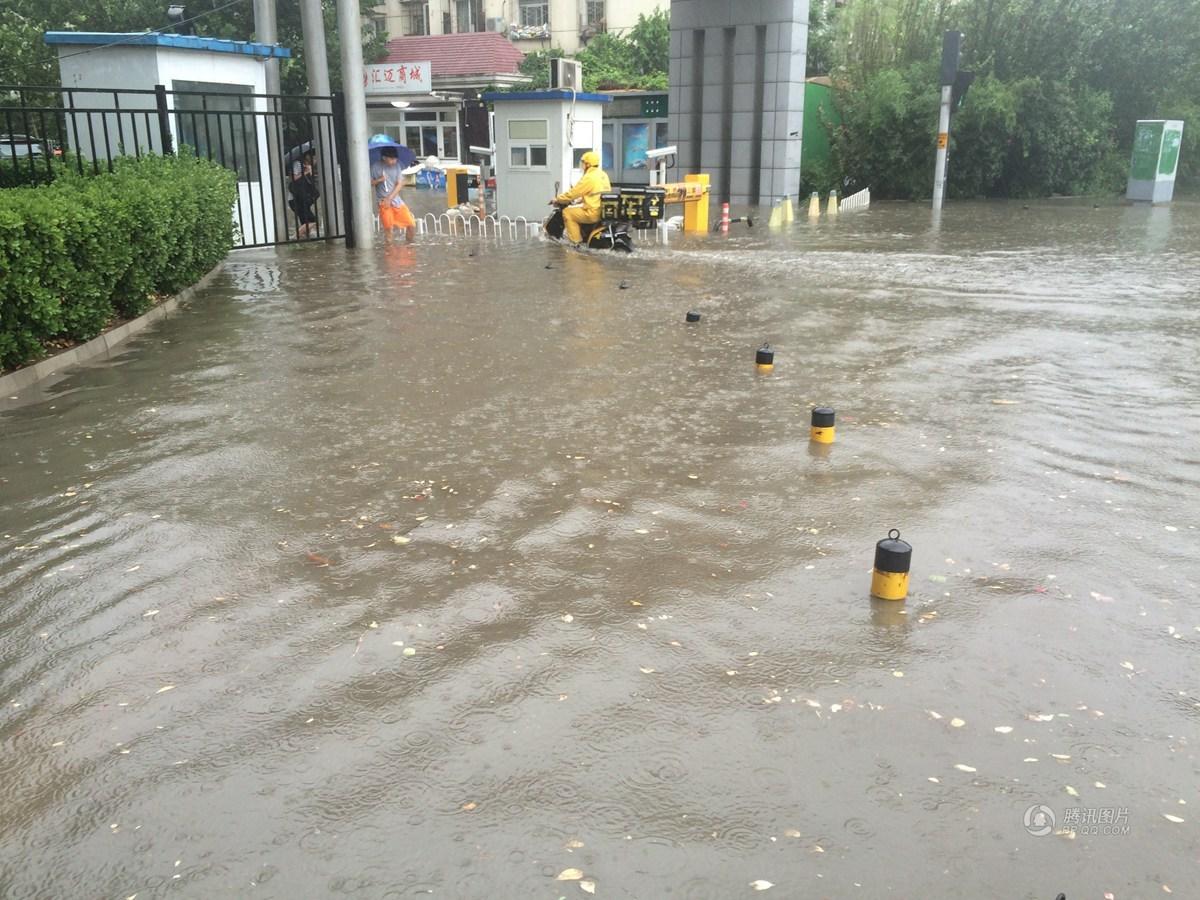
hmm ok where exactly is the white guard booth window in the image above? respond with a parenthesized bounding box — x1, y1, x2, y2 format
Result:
(366, 106, 461, 162)
(483, 89, 611, 223)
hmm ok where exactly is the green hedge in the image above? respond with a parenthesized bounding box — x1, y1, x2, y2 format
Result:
(0, 154, 237, 371)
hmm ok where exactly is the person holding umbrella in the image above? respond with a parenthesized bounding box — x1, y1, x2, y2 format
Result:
(368, 134, 417, 244)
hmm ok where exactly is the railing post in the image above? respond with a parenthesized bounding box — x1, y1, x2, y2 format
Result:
(154, 84, 173, 155)
(331, 91, 355, 249)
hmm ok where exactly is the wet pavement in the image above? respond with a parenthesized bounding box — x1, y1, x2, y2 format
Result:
(1, 200, 1198, 899)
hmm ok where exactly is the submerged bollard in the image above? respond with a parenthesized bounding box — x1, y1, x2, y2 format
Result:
(808, 191, 821, 217)
(768, 199, 783, 229)
(811, 406, 836, 443)
(827, 190, 839, 216)
(720, 201, 731, 234)
(871, 529, 912, 601)
(755, 342, 775, 372)
(783, 195, 795, 224)
(686, 310, 702, 323)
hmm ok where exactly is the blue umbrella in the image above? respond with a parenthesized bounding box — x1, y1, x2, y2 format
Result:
(367, 134, 416, 168)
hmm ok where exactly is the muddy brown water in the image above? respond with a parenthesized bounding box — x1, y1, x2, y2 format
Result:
(1, 200, 1198, 899)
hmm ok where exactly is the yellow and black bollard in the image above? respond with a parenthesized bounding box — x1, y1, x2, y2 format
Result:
(811, 406, 836, 444)
(755, 343, 774, 372)
(871, 529, 912, 601)
(686, 310, 701, 323)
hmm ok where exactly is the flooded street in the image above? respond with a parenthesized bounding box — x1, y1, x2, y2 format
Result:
(1, 200, 1198, 899)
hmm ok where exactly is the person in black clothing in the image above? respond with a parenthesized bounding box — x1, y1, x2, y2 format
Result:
(288, 150, 320, 239)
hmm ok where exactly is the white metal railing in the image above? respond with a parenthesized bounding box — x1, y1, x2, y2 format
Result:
(416, 212, 540, 240)
(839, 187, 871, 212)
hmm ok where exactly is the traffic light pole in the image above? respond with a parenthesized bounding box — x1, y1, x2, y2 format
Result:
(932, 30, 962, 212)
(931, 83, 953, 211)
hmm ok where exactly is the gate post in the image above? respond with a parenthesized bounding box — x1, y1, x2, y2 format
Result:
(332, 91, 356, 248)
(154, 84, 174, 154)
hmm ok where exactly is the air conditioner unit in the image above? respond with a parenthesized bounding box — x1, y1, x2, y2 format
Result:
(486, 17, 506, 32)
(550, 58, 583, 91)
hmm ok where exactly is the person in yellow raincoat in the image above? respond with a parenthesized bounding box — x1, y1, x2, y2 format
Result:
(552, 150, 611, 244)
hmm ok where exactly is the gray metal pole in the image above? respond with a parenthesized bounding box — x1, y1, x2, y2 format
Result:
(254, 0, 287, 241)
(931, 84, 952, 211)
(300, 0, 341, 234)
(338, 0, 375, 249)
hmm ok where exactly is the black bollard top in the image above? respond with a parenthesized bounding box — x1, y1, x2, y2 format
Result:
(756, 343, 774, 365)
(686, 311, 701, 323)
(811, 406, 836, 427)
(874, 529, 912, 574)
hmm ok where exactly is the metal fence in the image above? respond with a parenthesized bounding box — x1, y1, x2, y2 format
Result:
(0, 84, 348, 250)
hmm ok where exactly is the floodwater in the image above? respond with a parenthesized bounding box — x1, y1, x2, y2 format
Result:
(1, 199, 1198, 899)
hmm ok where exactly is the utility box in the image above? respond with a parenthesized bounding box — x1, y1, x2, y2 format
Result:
(1126, 119, 1185, 203)
(482, 89, 611, 223)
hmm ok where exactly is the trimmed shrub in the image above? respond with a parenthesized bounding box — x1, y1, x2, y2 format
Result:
(0, 154, 236, 371)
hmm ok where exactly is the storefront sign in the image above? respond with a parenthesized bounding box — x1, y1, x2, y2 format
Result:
(363, 61, 432, 95)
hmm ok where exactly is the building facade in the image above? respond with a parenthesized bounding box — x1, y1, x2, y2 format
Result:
(372, 0, 666, 55)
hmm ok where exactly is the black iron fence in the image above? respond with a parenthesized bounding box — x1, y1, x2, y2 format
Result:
(0, 84, 349, 249)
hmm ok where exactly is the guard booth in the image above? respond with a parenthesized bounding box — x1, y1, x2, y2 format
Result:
(1126, 120, 1185, 204)
(47, 31, 291, 246)
(483, 89, 610, 223)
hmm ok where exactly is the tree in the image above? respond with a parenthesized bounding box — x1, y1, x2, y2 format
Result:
(514, 10, 668, 92)
(0, 0, 385, 93)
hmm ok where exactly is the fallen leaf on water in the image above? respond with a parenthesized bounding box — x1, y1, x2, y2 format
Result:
(634, 529, 650, 535)
(461, 801, 477, 811)
(1090, 591, 1114, 602)
(1051, 753, 1071, 761)
(391, 535, 411, 545)
(1029, 714, 1055, 722)
(580, 881, 596, 895)
(1065, 785, 1079, 797)
(830, 703, 843, 713)
(1024, 758, 1039, 763)
(564, 839, 584, 850)
(991, 399, 1020, 405)
(927, 710, 943, 720)
(783, 828, 802, 838)
(812, 845, 824, 853)
(749, 881, 774, 891)
(1095, 782, 1106, 788)
(155, 685, 175, 694)
(954, 764, 977, 772)
(403, 647, 416, 657)
(561, 614, 574, 623)
(125, 565, 141, 573)
(805, 699, 822, 708)
(1121, 661, 1135, 670)
(629, 600, 642, 607)
(892, 670, 904, 677)
(639, 666, 655, 674)
(305, 552, 331, 567)
(557, 868, 583, 881)
(950, 718, 965, 728)
(994, 726, 1013, 734)
(1164, 525, 1178, 532)
(392, 641, 404, 647)
(143, 610, 159, 618)
(1163, 814, 1185, 823)
(928, 776, 940, 783)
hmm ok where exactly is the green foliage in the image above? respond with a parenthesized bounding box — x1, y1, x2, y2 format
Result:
(0, 154, 235, 371)
(513, 11, 668, 92)
(829, 62, 939, 199)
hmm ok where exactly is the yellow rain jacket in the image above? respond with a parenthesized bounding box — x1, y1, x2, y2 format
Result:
(555, 165, 611, 213)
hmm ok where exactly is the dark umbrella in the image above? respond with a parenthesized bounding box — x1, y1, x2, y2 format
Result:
(367, 134, 416, 168)
(284, 140, 315, 167)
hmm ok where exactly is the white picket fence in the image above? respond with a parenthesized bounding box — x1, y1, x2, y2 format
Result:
(838, 187, 871, 212)
(413, 212, 671, 245)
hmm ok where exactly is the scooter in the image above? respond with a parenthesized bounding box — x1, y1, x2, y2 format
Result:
(544, 200, 635, 253)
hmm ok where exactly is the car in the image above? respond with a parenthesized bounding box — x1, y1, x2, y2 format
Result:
(0, 134, 47, 158)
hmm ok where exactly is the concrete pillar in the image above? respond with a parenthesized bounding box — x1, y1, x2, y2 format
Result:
(668, 0, 809, 208)
(337, 0, 374, 248)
